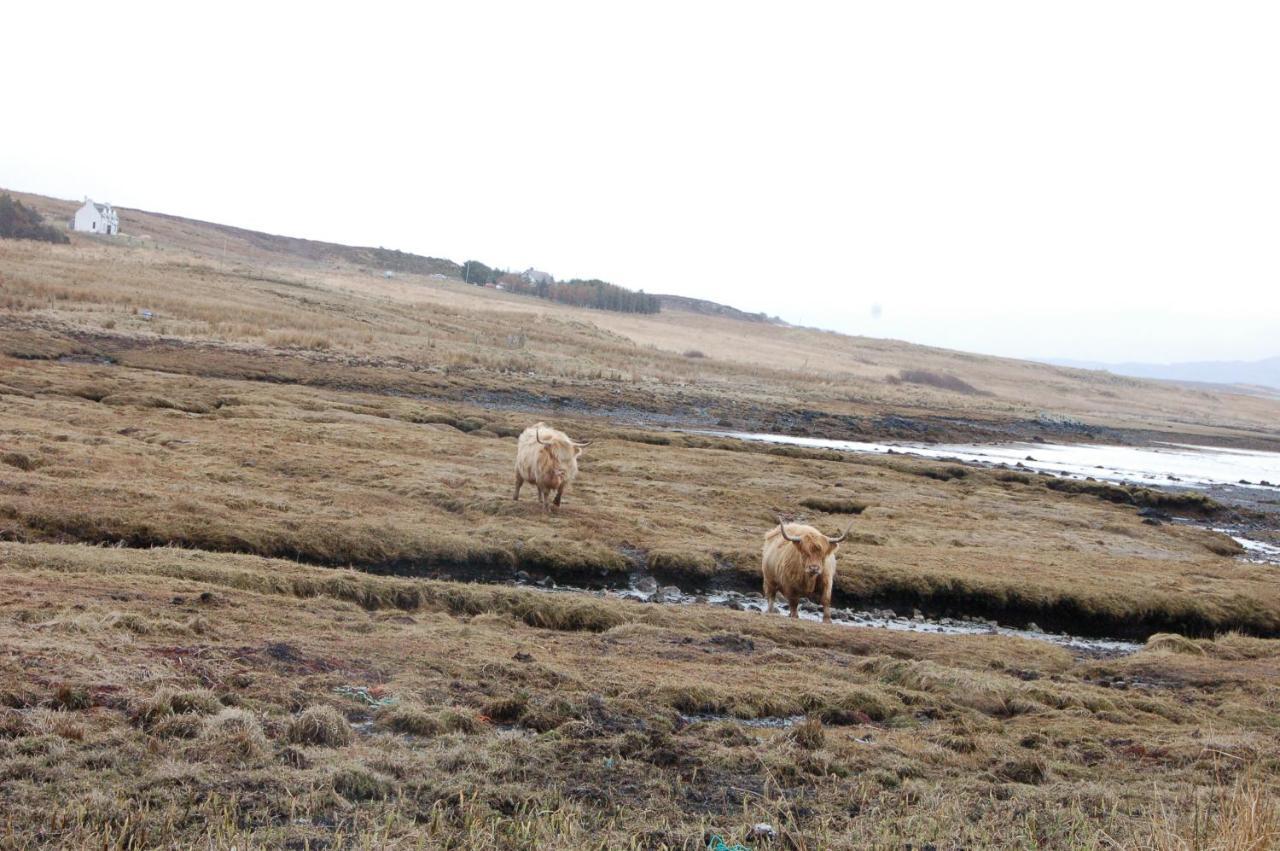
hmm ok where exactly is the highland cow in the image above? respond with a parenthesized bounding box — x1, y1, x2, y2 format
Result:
(761, 515, 852, 623)
(513, 423, 589, 511)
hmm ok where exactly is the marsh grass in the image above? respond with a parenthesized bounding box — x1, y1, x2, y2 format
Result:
(3, 191, 1280, 848)
(2, 540, 1278, 847)
(287, 705, 353, 747)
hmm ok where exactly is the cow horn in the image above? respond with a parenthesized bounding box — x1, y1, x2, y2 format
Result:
(572, 440, 591, 447)
(536, 429, 551, 445)
(827, 521, 854, 544)
(775, 515, 803, 543)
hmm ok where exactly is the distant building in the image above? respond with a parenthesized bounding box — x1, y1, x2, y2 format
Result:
(71, 199, 118, 235)
(522, 268, 553, 285)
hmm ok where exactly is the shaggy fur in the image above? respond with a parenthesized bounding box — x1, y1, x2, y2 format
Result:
(513, 423, 587, 511)
(761, 521, 847, 623)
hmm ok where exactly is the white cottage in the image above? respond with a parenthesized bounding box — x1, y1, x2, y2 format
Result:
(71, 199, 119, 235)
(522, 268, 553, 285)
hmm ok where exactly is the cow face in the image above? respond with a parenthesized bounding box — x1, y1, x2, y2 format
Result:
(542, 447, 567, 489)
(775, 517, 850, 577)
(799, 540, 828, 577)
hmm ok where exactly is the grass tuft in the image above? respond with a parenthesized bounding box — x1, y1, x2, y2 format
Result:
(196, 708, 270, 765)
(130, 687, 220, 729)
(1145, 633, 1206, 655)
(333, 764, 393, 801)
(788, 717, 826, 750)
(286, 704, 352, 747)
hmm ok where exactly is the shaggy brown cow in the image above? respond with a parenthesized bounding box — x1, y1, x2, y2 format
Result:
(761, 515, 852, 623)
(513, 423, 589, 511)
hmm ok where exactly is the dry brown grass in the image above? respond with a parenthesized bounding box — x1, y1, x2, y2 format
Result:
(3, 186, 1280, 446)
(0, 541, 1278, 848)
(0, 357, 1274, 637)
(3, 187, 1280, 848)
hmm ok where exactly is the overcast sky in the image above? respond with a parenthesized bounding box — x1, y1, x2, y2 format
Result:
(6, 2, 1278, 363)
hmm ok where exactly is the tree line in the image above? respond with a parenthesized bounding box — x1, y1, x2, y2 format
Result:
(461, 260, 660, 314)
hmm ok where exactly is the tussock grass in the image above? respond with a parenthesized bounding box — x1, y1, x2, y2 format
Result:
(2, 540, 1280, 846)
(1044, 478, 1224, 516)
(377, 704, 479, 737)
(799, 496, 868, 515)
(332, 763, 393, 801)
(287, 705, 352, 747)
(195, 708, 270, 766)
(1146, 633, 1207, 655)
(130, 687, 221, 729)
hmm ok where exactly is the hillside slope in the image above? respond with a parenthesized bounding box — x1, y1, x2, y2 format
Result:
(1052, 356, 1280, 393)
(4, 187, 1280, 448)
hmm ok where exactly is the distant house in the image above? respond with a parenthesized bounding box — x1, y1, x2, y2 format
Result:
(522, 268, 553, 285)
(71, 199, 119, 235)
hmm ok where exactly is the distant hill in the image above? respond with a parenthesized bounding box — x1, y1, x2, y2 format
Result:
(655, 294, 784, 324)
(1049, 356, 1280, 392)
(141, 210, 465, 278)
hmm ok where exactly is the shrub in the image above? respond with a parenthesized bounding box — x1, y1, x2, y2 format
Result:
(683, 350, 706, 358)
(0, 193, 69, 244)
(461, 260, 498, 285)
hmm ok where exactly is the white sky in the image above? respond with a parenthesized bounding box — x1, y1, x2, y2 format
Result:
(5, 1, 1278, 363)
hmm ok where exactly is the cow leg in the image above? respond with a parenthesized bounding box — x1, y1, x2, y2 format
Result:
(821, 574, 834, 624)
(553, 483, 565, 507)
(787, 595, 800, 619)
(513, 473, 523, 501)
(764, 578, 776, 614)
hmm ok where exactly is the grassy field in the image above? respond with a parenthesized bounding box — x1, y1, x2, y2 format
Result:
(4, 188, 1280, 449)
(2, 189, 1280, 847)
(2, 543, 1279, 848)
